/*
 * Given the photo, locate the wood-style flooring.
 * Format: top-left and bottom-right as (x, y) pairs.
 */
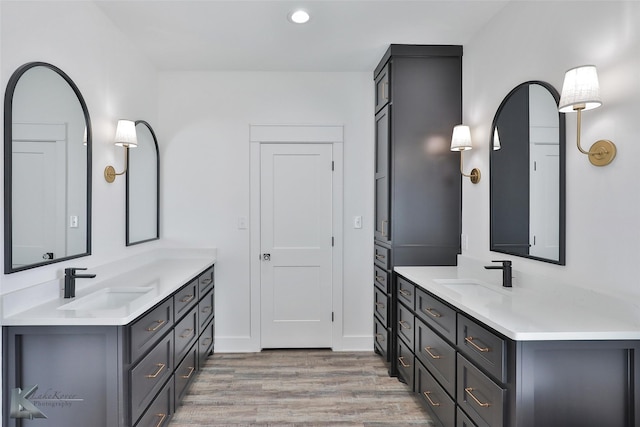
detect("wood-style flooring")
(170, 349), (434, 427)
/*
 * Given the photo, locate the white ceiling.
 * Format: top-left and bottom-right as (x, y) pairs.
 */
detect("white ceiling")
(95, 0), (510, 72)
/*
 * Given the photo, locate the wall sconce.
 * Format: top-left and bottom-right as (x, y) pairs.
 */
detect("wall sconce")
(104, 119), (137, 183)
(558, 65), (616, 166)
(450, 124), (481, 184)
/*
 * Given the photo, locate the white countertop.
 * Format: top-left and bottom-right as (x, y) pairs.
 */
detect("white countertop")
(2, 249), (216, 326)
(395, 265), (640, 341)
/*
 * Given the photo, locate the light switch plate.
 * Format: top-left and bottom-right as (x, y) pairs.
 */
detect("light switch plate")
(354, 215), (362, 229)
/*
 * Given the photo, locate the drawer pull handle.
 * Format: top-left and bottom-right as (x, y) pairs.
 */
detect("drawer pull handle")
(375, 302), (385, 309)
(383, 81), (389, 100)
(398, 356), (410, 368)
(155, 413), (167, 427)
(375, 275), (385, 282)
(180, 328), (195, 339)
(146, 320), (166, 332)
(424, 346), (442, 359)
(399, 289), (411, 297)
(202, 337), (212, 346)
(201, 278), (213, 285)
(381, 220), (388, 238)
(201, 306), (212, 314)
(375, 333), (385, 342)
(375, 254), (386, 260)
(423, 307), (442, 318)
(423, 391), (441, 407)
(180, 294), (195, 303)
(146, 363), (166, 379)
(398, 320), (411, 330)
(465, 387), (491, 408)
(465, 336), (490, 353)
(181, 366), (196, 379)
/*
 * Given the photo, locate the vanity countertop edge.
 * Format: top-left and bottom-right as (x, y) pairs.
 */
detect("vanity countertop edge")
(2, 248), (216, 326)
(395, 265), (640, 341)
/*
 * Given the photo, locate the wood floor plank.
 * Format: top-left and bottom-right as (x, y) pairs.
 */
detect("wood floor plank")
(170, 350), (435, 426)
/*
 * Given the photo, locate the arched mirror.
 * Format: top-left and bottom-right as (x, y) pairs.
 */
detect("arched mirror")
(126, 120), (159, 245)
(4, 62), (92, 273)
(490, 81), (566, 265)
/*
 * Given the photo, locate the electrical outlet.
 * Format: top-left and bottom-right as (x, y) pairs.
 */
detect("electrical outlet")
(69, 215), (79, 228)
(237, 216), (248, 230)
(354, 216), (362, 229)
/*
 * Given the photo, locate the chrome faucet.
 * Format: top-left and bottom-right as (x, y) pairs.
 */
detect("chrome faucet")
(64, 268), (96, 298)
(484, 260), (512, 288)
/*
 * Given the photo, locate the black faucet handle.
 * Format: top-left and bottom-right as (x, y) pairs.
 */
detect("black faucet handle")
(491, 260), (512, 266)
(65, 267), (88, 274)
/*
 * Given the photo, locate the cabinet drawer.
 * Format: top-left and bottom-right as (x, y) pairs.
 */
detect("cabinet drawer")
(374, 63), (390, 113)
(175, 344), (198, 404)
(457, 407), (479, 427)
(397, 303), (414, 349)
(374, 265), (389, 293)
(415, 360), (455, 427)
(457, 314), (507, 383)
(415, 318), (455, 397)
(198, 288), (215, 329)
(457, 354), (506, 427)
(198, 266), (214, 296)
(134, 375), (174, 427)
(198, 318), (215, 367)
(174, 306), (198, 366)
(374, 317), (389, 362)
(397, 276), (415, 309)
(415, 287), (456, 343)
(396, 336), (414, 391)
(130, 333), (174, 424)
(130, 298), (174, 363)
(374, 244), (390, 270)
(174, 279), (198, 321)
(374, 286), (388, 325)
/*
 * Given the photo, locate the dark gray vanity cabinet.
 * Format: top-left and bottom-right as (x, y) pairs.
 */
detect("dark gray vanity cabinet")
(3, 265), (215, 427)
(394, 272), (640, 427)
(373, 44), (462, 376)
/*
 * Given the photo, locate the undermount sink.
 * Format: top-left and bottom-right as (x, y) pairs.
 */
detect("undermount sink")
(433, 279), (508, 298)
(58, 287), (154, 311)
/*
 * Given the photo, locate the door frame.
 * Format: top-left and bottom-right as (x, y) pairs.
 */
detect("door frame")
(250, 125), (344, 352)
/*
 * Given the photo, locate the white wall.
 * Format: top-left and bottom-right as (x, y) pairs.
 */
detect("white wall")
(0, 1), (160, 296)
(158, 71), (374, 351)
(461, 1), (640, 299)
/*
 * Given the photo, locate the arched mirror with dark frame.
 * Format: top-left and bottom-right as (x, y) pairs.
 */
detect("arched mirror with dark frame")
(4, 62), (92, 273)
(490, 81), (566, 265)
(126, 120), (160, 246)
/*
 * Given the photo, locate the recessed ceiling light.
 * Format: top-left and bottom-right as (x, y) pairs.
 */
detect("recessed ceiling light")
(288, 9), (310, 24)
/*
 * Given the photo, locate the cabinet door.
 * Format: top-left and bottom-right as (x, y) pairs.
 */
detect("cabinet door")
(375, 105), (391, 242)
(374, 63), (390, 113)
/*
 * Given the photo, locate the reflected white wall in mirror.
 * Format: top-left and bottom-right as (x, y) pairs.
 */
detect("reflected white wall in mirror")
(126, 120), (159, 245)
(5, 63), (91, 272)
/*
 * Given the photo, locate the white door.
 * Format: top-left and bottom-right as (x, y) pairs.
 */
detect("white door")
(12, 139), (66, 267)
(260, 143), (333, 348)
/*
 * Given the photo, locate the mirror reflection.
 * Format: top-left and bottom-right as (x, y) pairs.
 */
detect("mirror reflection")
(126, 120), (159, 245)
(490, 81), (566, 265)
(4, 62), (92, 273)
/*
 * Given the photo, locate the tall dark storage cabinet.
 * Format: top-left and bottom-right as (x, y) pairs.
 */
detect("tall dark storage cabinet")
(372, 45), (462, 376)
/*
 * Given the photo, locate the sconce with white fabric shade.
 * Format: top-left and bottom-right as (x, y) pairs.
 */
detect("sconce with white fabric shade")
(105, 119), (137, 183)
(450, 125), (480, 184)
(558, 65), (616, 166)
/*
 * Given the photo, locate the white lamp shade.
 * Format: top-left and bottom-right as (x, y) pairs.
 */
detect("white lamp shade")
(450, 125), (472, 151)
(493, 127), (501, 150)
(558, 65), (602, 112)
(114, 119), (138, 147)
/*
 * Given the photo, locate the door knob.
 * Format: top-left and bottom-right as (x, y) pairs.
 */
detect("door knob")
(262, 253), (271, 261)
